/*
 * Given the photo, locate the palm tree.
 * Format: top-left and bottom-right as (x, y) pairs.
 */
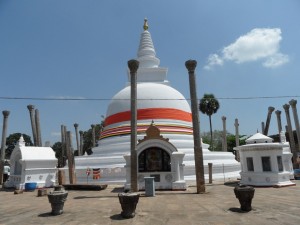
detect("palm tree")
(199, 94), (220, 150)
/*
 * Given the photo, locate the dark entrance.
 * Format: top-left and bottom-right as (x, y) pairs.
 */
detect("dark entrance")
(138, 147), (171, 172)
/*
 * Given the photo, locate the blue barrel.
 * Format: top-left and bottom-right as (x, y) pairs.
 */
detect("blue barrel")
(25, 182), (37, 191)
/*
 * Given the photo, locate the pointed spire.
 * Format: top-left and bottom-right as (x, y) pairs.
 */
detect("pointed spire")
(137, 19), (160, 68)
(143, 18), (148, 30)
(18, 135), (26, 147)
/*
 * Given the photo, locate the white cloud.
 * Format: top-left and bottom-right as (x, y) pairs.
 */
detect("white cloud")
(204, 28), (289, 70)
(262, 53), (289, 68)
(204, 54), (224, 70)
(51, 132), (61, 137)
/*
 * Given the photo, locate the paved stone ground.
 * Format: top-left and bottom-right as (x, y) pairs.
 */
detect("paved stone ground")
(1, 180), (300, 225)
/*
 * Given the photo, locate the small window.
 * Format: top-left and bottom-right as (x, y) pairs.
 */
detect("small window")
(277, 156), (283, 172)
(246, 157), (254, 172)
(261, 156), (272, 172)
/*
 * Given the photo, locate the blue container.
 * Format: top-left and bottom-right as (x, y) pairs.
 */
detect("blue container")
(25, 182), (37, 191)
(294, 169), (300, 180)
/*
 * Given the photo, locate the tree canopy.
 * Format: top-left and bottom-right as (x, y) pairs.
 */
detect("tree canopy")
(4, 133), (33, 159)
(201, 130), (246, 154)
(199, 94), (220, 150)
(82, 123), (103, 155)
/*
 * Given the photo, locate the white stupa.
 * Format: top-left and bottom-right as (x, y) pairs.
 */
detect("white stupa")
(72, 19), (240, 183)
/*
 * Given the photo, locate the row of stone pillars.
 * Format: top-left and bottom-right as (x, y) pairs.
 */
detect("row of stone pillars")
(220, 116), (240, 152)
(58, 123), (96, 184)
(221, 99), (300, 161)
(60, 126), (76, 184)
(63, 123), (96, 158)
(260, 100), (300, 168)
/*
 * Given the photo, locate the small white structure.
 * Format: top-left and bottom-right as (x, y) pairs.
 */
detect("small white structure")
(234, 132), (294, 187)
(124, 123), (186, 190)
(5, 136), (57, 189)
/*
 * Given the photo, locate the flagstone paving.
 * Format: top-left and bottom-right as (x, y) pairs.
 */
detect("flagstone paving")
(1, 180), (300, 225)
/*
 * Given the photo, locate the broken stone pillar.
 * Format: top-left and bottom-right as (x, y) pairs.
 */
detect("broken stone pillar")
(35, 109), (42, 146)
(289, 99), (300, 152)
(263, 106), (275, 135)
(79, 130), (83, 156)
(222, 116), (227, 152)
(0, 110), (10, 185)
(91, 124), (96, 148)
(275, 110), (283, 136)
(283, 104), (297, 167)
(66, 131), (75, 184)
(27, 105), (38, 146)
(60, 125), (66, 168)
(74, 123), (80, 154)
(261, 122), (265, 134)
(234, 118), (239, 147)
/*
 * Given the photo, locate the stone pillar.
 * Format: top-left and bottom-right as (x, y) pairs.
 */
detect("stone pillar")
(0, 111), (10, 184)
(234, 118), (239, 147)
(60, 125), (66, 168)
(275, 110), (282, 136)
(283, 104), (297, 167)
(128, 59), (139, 192)
(27, 105), (38, 146)
(263, 106), (275, 135)
(91, 124), (95, 147)
(79, 131), (83, 156)
(185, 59), (205, 194)
(289, 99), (300, 152)
(66, 131), (75, 184)
(35, 109), (42, 146)
(222, 116), (227, 152)
(74, 123), (80, 154)
(261, 122), (265, 134)
(208, 163), (213, 184)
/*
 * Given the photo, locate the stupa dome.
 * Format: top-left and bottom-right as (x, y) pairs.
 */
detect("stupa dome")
(103, 18), (192, 131)
(106, 83), (191, 125)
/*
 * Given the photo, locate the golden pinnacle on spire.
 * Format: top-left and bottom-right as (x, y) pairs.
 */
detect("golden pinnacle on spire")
(143, 18), (148, 30)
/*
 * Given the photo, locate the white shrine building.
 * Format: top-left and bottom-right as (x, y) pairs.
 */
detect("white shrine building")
(71, 19), (240, 187)
(234, 132), (294, 187)
(5, 136), (57, 189)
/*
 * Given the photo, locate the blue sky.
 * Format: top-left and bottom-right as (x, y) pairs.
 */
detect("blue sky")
(0, 0), (300, 146)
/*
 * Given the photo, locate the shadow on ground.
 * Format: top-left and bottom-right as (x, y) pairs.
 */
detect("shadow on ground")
(73, 195), (117, 199)
(228, 207), (250, 213)
(111, 187), (124, 193)
(110, 214), (132, 220)
(224, 181), (239, 187)
(38, 212), (56, 217)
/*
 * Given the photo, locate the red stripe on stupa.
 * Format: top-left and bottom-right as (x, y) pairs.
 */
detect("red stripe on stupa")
(105, 108), (192, 126)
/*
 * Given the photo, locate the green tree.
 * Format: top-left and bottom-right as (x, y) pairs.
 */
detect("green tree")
(201, 130), (223, 151)
(227, 134), (247, 156)
(52, 141), (66, 168)
(82, 123), (104, 155)
(5, 133), (33, 159)
(199, 94), (220, 150)
(202, 130), (247, 153)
